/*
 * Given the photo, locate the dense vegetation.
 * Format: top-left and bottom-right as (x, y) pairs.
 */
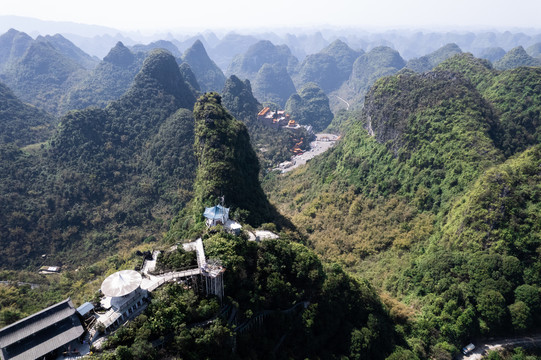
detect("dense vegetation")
(0, 81), (57, 146)
(0, 49), (198, 269)
(221, 75), (311, 168)
(0, 40), (89, 115)
(405, 43), (462, 73)
(181, 39), (225, 93)
(494, 46), (541, 70)
(266, 54), (541, 358)
(63, 42), (145, 111)
(0, 29), (34, 72)
(252, 63), (296, 107)
(170, 92), (280, 234)
(92, 234), (398, 360)
(285, 82), (334, 132)
(2, 28), (541, 360)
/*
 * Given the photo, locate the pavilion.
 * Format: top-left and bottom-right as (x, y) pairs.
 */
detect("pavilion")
(203, 204), (230, 227)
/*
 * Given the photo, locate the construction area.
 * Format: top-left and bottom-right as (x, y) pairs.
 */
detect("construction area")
(279, 133), (340, 172)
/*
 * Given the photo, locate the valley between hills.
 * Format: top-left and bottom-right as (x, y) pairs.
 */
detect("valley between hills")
(0, 25), (540, 360)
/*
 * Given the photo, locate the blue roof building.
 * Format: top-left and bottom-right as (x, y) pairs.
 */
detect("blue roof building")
(203, 205), (229, 226)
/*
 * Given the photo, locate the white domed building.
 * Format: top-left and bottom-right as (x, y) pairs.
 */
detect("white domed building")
(96, 270), (148, 333)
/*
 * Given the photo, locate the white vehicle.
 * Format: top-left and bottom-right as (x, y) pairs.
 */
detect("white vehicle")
(462, 343), (475, 355)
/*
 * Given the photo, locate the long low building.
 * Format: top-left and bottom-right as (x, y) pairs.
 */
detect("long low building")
(0, 298), (84, 360)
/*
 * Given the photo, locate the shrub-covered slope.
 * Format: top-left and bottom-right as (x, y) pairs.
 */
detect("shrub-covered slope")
(226, 40), (298, 82)
(181, 40), (225, 93)
(0, 82), (57, 147)
(0, 49), (198, 269)
(405, 43), (462, 73)
(62, 42), (146, 111)
(266, 54), (541, 358)
(0, 40), (88, 115)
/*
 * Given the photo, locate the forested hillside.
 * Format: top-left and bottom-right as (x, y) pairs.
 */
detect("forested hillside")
(63, 42), (145, 111)
(2, 26), (541, 360)
(405, 43), (462, 73)
(0, 81), (57, 146)
(0, 49), (198, 269)
(181, 40), (225, 93)
(266, 53), (541, 358)
(226, 40), (298, 82)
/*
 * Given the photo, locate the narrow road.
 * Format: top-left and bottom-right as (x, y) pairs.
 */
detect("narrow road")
(459, 334), (541, 359)
(334, 95), (350, 110)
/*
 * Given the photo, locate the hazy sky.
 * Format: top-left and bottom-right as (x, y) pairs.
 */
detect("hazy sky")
(2, 0), (541, 32)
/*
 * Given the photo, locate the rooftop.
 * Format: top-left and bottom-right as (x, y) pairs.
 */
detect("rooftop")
(0, 299), (83, 360)
(100, 270), (142, 298)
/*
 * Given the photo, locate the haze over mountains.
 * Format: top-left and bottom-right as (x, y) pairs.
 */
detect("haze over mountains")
(1, 15), (541, 360)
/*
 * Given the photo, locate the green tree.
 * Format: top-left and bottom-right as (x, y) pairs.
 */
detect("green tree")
(508, 301), (532, 331)
(477, 290), (507, 333)
(514, 284), (540, 313)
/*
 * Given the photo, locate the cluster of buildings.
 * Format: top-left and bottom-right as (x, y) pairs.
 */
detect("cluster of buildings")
(0, 225), (227, 359)
(257, 107), (301, 130)
(0, 202), (277, 359)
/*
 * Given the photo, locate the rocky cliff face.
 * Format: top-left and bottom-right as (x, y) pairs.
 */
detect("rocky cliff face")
(362, 70), (495, 156)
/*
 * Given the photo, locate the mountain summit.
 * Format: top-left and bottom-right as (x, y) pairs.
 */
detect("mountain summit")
(181, 39), (225, 93)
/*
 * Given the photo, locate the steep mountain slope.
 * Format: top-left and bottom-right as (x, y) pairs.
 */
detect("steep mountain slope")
(62, 42), (146, 111)
(221, 75), (260, 127)
(320, 39), (363, 82)
(527, 42), (541, 58)
(0, 29), (33, 71)
(36, 33), (98, 70)
(294, 53), (341, 93)
(332, 46), (406, 110)
(285, 82), (333, 132)
(181, 40), (225, 93)
(405, 43), (462, 72)
(436, 53), (541, 156)
(0, 82), (56, 147)
(222, 75), (312, 167)
(293, 39), (361, 93)
(442, 145), (541, 255)
(349, 46), (406, 95)
(252, 63), (296, 107)
(0, 40), (88, 115)
(178, 62), (201, 94)
(477, 46), (506, 62)
(265, 55), (541, 358)
(226, 40), (298, 81)
(0, 49), (198, 269)
(188, 92), (278, 226)
(494, 45), (541, 70)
